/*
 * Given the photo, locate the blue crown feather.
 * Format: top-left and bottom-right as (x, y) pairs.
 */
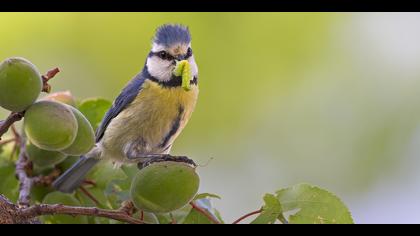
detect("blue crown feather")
(154, 24), (191, 47)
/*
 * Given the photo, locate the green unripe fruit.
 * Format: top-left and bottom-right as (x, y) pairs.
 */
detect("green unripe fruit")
(43, 90), (77, 107)
(0, 57), (42, 112)
(41, 192), (88, 224)
(26, 142), (67, 168)
(24, 100), (78, 151)
(130, 161), (200, 213)
(60, 105), (95, 156)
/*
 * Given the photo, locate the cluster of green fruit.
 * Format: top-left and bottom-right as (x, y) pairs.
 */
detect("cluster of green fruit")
(0, 57), (95, 170)
(0, 57), (201, 221)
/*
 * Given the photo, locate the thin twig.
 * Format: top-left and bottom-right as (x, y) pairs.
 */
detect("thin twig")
(79, 186), (100, 207)
(0, 112), (24, 140)
(169, 213), (177, 224)
(0, 138), (16, 146)
(232, 209), (263, 224)
(10, 125), (19, 139)
(189, 202), (221, 224)
(82, 179), (97, 187)
(140, 211), (144, 221)
(32, 169), (61, 186)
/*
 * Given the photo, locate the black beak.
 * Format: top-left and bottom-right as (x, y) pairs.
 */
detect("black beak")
(175, 55), (184, 61)
(173, 55), (184, 65)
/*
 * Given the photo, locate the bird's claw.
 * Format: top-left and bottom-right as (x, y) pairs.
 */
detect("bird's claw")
(137, 154), (197, 169)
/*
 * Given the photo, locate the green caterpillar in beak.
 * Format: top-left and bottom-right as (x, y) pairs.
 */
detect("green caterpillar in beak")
(173, 60), (192, 91)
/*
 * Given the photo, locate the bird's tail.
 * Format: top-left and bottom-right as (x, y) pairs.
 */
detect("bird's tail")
(53, 156), (100, 193)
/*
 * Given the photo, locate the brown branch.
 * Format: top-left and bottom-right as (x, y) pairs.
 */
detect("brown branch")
(20, 204), (144, 224)
(15, 134), (33, 207)
(0, 194), (144, 224)
(189, 202), (221, 224)
(232, 209), (263, 224)
(0, 112), (24, 140)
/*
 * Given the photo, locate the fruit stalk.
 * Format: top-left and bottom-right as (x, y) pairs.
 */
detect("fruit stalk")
(41, 68), (60, 93)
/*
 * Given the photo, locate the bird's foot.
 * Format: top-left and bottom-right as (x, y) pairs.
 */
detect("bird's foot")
(137, 154), (197, 169)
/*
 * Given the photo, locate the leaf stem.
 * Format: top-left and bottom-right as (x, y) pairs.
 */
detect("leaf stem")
(189, 202), (221, 224)
(232, 209), (263, 224)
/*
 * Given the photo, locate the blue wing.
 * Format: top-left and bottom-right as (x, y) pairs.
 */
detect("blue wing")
(95, 72), (147, 142)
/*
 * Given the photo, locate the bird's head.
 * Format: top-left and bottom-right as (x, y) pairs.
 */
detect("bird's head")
(146, 24), (198, 82)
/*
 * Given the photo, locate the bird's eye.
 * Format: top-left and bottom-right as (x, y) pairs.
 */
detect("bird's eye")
(158, 51), (168, 59)
(186, 48), (193, 58)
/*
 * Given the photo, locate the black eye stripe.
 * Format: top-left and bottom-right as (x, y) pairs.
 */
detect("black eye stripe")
(186, 48), (193, 58)
(149, 51), (174, 61)
(149, 48), (193, 61)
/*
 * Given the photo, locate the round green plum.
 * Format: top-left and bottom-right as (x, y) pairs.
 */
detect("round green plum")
(24, 100), (78, 151)
(130, 161), (200, 213)
(0, 57), (42, 112)
(26, 141), (67, 168)
(60, 105), (95, 156)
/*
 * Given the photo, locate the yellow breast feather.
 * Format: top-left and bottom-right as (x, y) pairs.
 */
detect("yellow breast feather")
(100, 79), (198, 163)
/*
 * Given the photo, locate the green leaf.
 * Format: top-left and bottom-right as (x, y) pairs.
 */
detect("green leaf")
(120, 164), (139, 179)
(214, 209), (225, 224)
(194, 193), (221, 200)
(78, 98), (112, 131)
(0, 161), (19, 202)
(87, 162), (126, 189)
(251, 194), (283, 224)
(102, 165), (137, 209)
(276, 183), (354, 224)
(104, 179), (131, 209)
(30, 185), (53, 204)
(76, 187), (109, 209)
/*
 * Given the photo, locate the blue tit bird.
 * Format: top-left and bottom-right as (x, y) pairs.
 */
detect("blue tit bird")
(53, 24), (199, 193)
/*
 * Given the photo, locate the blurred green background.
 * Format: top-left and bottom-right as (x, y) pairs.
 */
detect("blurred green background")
(1, 12), (420, 223)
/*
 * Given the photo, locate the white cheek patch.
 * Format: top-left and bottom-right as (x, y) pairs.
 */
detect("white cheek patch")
(146, 56), (174, 82)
